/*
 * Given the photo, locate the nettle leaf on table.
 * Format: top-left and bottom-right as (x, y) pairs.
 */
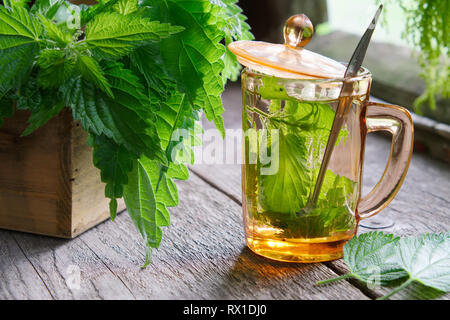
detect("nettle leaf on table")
(380, 232), (450, 300)
(317, 231), (450, 300)
(318, 232), (407, 286)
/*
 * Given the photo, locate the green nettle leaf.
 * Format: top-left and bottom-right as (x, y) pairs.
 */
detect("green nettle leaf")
(259, 130), (310, 214)
(318, 232), (407, 285)
(0, 96), (14, 127)
(0, 6), (42, 88)
(145, 0), (227, 135)
(62, 77), (114, 135)
(30, 0), (67, 20)
(63, 63), (165, 163)
(22, 100), (65, 136)
(15, 74), (66, 135)
(379, 232), (450, 299)
(81, 0), (120, 25)
(123, 158), (159, 268)
(123, 156), (189, 267)
(317, 231), (450, 300)
(3, 0), (31, 9)
(130, 44), (172, 101)
(37, 48), (75, 88)
(0, 6), (42, 47)
(210, 0), (253, 41)
(113, 0), (138, 15)
(84, 12), (184, 59)
(130, 43), (200, 163)
(16, 73), (44, 110)
(91, 133), (135, 219)
(256, 97), (350, 220)
(76, 54), (113, 97)
(39, 14), (72, 46)
(156, 91), (193, 152)
(210, 0), (253, 82)
(222, 33), (241, 82)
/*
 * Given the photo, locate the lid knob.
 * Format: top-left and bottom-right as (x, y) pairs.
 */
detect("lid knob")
(283, 14), (314, 48)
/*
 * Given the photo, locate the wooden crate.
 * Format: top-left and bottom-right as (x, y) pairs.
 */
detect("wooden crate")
(0, 108), (125, 238)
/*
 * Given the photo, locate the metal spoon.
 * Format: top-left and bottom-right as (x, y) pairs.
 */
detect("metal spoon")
(308, 4), (383, 207)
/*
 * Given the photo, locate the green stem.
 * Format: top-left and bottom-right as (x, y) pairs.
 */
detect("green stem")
(246, 106), (272, 119)
(377, 278), (414, 300)
(317, 273), (353, 286)
(246, 106), (299, 127)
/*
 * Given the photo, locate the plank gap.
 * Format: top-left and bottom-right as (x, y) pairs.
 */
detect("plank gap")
(190, 167), (242, 205)
(323, 261), (380, 300)
(10, 233), (55, 300)
(78, 237), (137, 300)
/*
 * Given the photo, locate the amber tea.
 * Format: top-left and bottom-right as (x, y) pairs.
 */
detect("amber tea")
(241, 70), (370, 262)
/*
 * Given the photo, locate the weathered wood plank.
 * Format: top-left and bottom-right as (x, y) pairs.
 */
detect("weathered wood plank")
(0, 231), (53, 300)
(10, 232), (135, 300)
(77, 173), (369, 300)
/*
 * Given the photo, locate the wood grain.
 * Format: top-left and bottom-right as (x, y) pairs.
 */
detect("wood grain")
(0, 109), (72, 237)
(70, 173), (369, 300)
(8, 230), (135, 300)
(0, 109), (125, 238)
(0, 232), (53, 300)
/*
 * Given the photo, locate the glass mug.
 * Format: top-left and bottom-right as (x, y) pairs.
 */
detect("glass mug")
(241, 67), (414, 263)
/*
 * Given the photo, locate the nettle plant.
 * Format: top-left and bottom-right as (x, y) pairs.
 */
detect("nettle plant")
(0, 0), (252, 266)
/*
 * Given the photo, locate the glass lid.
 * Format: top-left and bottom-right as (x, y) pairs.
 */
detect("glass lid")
(228, 14), (347, 79)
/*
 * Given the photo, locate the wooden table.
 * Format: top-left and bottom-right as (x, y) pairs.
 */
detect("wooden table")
(0, 84), (449, 300)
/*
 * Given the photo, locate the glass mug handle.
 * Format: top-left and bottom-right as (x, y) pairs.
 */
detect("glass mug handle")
(357, 102), (414, 219)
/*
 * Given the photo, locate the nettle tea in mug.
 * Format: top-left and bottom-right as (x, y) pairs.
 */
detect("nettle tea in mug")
(229, 14), (413, 262)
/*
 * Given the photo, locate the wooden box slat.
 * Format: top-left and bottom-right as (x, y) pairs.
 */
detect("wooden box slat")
(0, 108), (125, 238)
